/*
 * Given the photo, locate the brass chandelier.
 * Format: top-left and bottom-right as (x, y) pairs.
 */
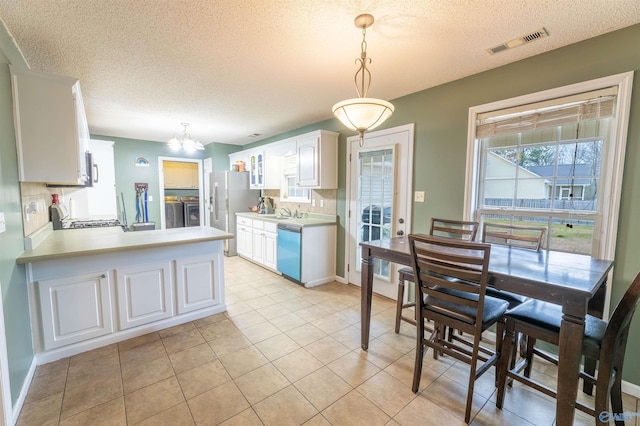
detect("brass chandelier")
(332, 14), (394, 145)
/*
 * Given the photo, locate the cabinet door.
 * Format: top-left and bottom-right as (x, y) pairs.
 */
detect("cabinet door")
(87, 140), (118, 217)
(164, 162), (198, 189)
(249, 151), (265, 188)
(175, 256), (218, 314)
(38, 272), (113, 350)
(263, 232), (278, 270)
(252, 230), (265, 264)
(10, 66), (89, 184)
(297, 136), (320, 187)
(116, 262), (173, 330)
(237, 225), (253, 257)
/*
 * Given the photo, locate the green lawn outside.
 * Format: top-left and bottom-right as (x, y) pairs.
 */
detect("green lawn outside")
(485, 219), (593, 254)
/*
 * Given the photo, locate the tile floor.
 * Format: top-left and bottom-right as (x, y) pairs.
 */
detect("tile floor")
(17, 256), (639, 425)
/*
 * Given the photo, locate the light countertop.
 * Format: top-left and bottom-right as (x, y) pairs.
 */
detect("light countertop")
(17, 226), (234, 264)
(236, 212), (337, 227)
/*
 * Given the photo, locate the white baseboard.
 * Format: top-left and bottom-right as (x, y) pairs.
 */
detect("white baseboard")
(34, 304), (226, 365)
(11, 358), (36, 426)
(334, 275), (348, 284)
(622, 379), (640, 398)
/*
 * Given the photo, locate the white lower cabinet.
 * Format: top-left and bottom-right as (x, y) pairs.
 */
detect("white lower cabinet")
(115, 262), (173, 330)
(27, 239), (226, 359)
(38, 272), (113, 350)
(176, 255), (218, 314)
(241, 218), (278, 271)
(263, 230), (277, 270)
(236, 217), (253, 258)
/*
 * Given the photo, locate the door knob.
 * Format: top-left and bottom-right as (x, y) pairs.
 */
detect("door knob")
(396, 230), (404, 236)
(399, 218), (404, 224)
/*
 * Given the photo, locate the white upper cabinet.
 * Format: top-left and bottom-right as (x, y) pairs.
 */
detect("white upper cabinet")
(296, 130), (338, 189)
(248, 150), (265, 189)
(264, 139), (296, 189)
(9, 65), (90, 184)
(229, 130), (337, 190)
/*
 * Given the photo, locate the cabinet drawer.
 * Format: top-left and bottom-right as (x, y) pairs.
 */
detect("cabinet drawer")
(252, 219), (264, 230)
(264, 221), (278, 234)
(237, 216), (252, 227)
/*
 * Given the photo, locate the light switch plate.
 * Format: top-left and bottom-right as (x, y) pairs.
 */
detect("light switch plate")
(414, 191), (425, 202)
(0, 212), (5, 233)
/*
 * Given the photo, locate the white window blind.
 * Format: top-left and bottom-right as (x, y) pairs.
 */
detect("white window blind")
(476, 87), (617, 138)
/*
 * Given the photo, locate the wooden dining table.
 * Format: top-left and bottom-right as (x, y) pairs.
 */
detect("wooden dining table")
(359, 236), (613, 426)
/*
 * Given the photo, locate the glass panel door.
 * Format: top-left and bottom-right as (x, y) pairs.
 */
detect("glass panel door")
(357, 147), (395, 281)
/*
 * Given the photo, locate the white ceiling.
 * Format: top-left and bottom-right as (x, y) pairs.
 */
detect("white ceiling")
(1, 1), (639, 146)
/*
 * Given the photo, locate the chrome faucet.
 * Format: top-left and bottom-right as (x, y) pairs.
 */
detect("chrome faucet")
(280, 207), (292, 217)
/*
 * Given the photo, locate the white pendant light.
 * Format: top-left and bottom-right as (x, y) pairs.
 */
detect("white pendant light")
(168, 122), (205, 152)
(332, 14), (394, 146)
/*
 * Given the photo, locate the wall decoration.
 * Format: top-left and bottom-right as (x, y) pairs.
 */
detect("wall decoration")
(135, 157), (150, 167)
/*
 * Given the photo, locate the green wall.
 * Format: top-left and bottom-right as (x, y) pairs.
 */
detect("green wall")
(1, 18), (640, 407)
(101, 136), (240, 228)
(0, 31), (36, 404)
(244, 24), (640, 385)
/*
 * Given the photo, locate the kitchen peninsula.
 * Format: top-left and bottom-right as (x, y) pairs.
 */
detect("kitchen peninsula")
(17, 225), (233, 363)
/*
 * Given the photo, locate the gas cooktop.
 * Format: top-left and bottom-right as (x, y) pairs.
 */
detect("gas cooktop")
(62, 219), (122, 229)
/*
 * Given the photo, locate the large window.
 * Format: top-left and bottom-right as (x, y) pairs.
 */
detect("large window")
(466, 73), (633, 259)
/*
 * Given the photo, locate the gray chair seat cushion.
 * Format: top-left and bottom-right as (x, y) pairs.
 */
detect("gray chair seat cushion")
(505, 299), (606, 349)
(425, 287), (509, 327)
(486, 288), (529, 310)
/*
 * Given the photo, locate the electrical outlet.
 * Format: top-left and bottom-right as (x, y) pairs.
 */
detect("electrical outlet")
(311, 198), (316, 207)
(148, 196), (153, 202)
(0, 212), (5, 233)
(320, 200), (324, 208)
(414, 191), (425, 202)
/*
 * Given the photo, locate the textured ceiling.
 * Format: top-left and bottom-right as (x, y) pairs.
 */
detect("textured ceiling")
(1, 1), (639, 146)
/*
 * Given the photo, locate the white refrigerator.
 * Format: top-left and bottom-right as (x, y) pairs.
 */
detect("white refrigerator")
(210, 171), (260, 256)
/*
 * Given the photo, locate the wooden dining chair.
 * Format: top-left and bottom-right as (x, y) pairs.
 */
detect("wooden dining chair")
(395, 218), (479, 333)
(496, 272), (640, 425)
(482, 222), (546, 251)
(408, 234), (508, 423)
(482, 222), (546, 308)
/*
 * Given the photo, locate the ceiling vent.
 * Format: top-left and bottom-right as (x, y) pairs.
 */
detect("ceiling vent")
(487, 27), (549, 54)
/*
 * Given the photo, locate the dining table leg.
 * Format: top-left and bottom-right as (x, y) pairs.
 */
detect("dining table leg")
(361, 246), (374, 350)
(555, 309), (586, 426)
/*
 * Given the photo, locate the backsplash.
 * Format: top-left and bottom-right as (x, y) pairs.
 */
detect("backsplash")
(20, 183), (88, 236)
(263, 189), (337, 215)
(20, 183), (52, 236)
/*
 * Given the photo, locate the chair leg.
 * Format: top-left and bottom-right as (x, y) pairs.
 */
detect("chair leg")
(494, 320), (505, 387)
(523, 337), (536, 378)
(433, 324), (440, 360)
(496, 320), (516, 409)
(395, 279), (405, 333)
(412, 313), (425, 393)
(518, 333), (527, 358)
(610, 374), (625, 426)
(582, 356), (596, 395)
(464, 334), (482, 423)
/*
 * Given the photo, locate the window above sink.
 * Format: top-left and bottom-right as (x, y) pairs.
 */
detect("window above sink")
(280, 174), (311, 204)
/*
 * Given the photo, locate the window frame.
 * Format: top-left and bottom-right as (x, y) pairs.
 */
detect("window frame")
(464, 72), (634, 314)
(280, 174), (311, 204)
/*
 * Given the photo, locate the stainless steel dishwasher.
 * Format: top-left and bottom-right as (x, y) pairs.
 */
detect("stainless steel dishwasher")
(277, 222), (302, 282)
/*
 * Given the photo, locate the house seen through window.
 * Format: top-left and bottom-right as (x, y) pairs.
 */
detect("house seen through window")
(467, 74), (633, 257)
